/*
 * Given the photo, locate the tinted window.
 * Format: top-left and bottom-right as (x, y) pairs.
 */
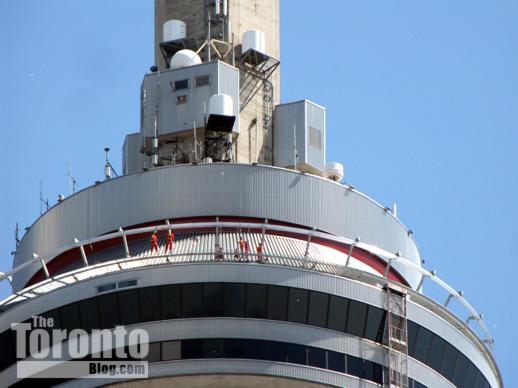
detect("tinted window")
(269, 341), (288, 362)
(464, 361), (479, 388)
(161, 341), (181, 361)
(427, 334), (446, 372)
(79, 297), (99, 331)
(98, 293), (120, 329)
(182, 283), (203, 317)
(224, 339), (244, 358)
(224, 283), (245, 317)
(414, 326), (433, 362)
(365, 360), (382, 384)
(204, 283), (224, 317)
(139, 287), (161, 322)
(203, 339), (224, 358)
(452, 352), (469, 387)
(182, 339), (203, 359)
(307, 291), (329, 328)
(347, 354), (364, 378)
(308, 347), (326, 368)
(60, 303), (81, 332)
(327, 296), (348, 332)
(364, 305), (385, 342)
(346, 300), (367, 337)
(287, 343), (306, 365)
(244, 339), (267, 360)
(441, 342), (459, 381)
(328, 350), (345, 373)
(145, 342), (161, 362)
(267, 285), (288, 321)
(118, 289), (140, 325)
(407, 320), (419, 356)
(0, 332), (14, 370)
(246, 284), (267, 318)
(287, 288), (308, 324)
(160, 284), (182, 319)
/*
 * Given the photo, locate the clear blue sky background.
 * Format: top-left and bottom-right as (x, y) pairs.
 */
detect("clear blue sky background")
(0, 1), (516, 386)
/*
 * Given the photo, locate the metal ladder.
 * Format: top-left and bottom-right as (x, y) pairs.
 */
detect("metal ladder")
(385, 284), (409, 388)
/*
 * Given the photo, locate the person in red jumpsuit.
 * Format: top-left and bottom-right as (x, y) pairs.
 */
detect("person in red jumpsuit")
(150, 231), (159, 254)
(165, 229), (175, 253)
(257, 242), (264, 263)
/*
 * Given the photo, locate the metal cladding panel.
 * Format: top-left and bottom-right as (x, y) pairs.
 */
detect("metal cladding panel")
(141, 62), (239, 138)
(217, 61), (240, 133)
(13, 164), (421, 290)
(273, 101), (305, 167)
(54, 361), (379, 388)
(305, 101), (326, 171)
(122, 132), (145, 174)
(273, 100), (325, 172)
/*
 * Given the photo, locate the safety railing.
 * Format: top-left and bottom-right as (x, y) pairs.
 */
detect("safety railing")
(1, 220), (494, 355)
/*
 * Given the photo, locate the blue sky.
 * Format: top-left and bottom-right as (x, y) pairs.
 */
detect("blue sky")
(0, 1), (516, 386)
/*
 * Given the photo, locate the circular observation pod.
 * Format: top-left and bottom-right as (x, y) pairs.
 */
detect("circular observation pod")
(170, 49), (202, 69)
(208, 94), (234, 116)
(242, 29), (266, 54)
(324, 162), (344, 182)
(162, 20), (186, 42)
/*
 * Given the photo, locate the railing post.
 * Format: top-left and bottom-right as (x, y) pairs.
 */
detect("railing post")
(303, 227), (315, 260)
(119, 227), (130, 258)
(345, 237), (360, 267)
(34, 254), (50, 279)
(74, 238), (89, 267)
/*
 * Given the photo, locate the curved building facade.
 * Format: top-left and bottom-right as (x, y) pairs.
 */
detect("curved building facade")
(0, 1), (502, 387)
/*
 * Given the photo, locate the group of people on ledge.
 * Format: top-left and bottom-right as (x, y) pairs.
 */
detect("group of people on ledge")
(149, 230), (267, 263)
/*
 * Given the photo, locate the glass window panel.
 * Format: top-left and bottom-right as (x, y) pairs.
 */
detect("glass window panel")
(308, 347), (326, 369)
(244, 339), (267, 360)
(224, 283), (245, 317)
(346, 300), (368, 337)
(202, 339), (224, 358)
(203, 283), (224, 317)
(118, 289), (140, 325)
(269, 341), (288, 362)
(474, 372), (489, 388)
(427, 334), (446, 372)
(440, 342), (459, 381)
(182, 339), (203, 359)
(452, 352), (468, 387)
(287, 288), (308, 324)
(463, 361), (479, 388)
(407, 320), (419, 356)
(139, 287), (161, 322)
(266, 285), (288, 321)
(60, 303), (81, 332)
(347, 354), (364, 378)
(79, 297), (99, 331)
(307, 291), (329, 328)
(98, 293), (120, 329)
(372, 362), (383, 384)
(160, 284), (182, 319)
(328, 350), (345, 373)
(223, 339), (245, 358)
(182, 283), (203, 318)
(0, 332), (14, 369)
(413, 326), (433, 362)
(286, 343), (306, 365)
(327, 296), (348, 332)
(145, 342), (161, 362)
(246, 284), (267, 318)
(364, 305), (385, 342)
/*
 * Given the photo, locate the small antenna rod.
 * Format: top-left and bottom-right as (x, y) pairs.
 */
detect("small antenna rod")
(15, 223), (20, 248)
(152, 67), (160, 167)
(104, 148), (119, 180)
(39, 180), (49, 215)
(68, 158), (77, 194)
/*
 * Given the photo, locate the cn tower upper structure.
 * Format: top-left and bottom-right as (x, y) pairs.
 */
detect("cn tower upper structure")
(0, 1), (503, 388)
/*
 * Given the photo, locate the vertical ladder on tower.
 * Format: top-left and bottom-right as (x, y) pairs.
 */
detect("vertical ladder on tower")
(385, 284), (409, 388)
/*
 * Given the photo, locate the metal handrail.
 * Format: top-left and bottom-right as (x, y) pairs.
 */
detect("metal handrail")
(2, 221), (494, 354)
